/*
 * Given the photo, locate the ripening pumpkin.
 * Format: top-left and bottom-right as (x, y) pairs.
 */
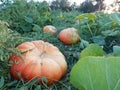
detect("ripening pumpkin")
(9, 40), (67, 85)
(58, 28), (80, 44)
(43, 25), (57, 34)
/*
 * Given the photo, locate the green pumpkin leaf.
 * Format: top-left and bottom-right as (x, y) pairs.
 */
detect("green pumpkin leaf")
(18, 86), (28, 90)
(113, 45), (120, 56)
(75, 14), (85, 21)
(41, 76), (48, 84)
(92, 35), (106, 46)
(79, 39), (89, 49)
(21, 25), (32, 32)
(111, 13), (120, 25)
(80, 44), (104, 58)
(24, 16), (33, 23)
(34, 85), (41, 90)
(87, 13), (97, 20)
(6, 80), (18, 87)
(75, 13), (97, 21)
(0, 76), (4, 88)
(32, 24), (41, 31)
(70, 56), (120, 90)
(101, 30), (119, 37)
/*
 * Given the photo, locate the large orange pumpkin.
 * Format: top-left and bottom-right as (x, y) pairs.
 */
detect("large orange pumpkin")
(58, 28), (80, 44)
(43, 25), (57, 34)
(9, 40), (67, 85)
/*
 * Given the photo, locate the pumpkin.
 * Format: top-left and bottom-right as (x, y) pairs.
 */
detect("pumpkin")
(43, 25), (57, 34)
(58, 28), (80, 44)
(9, 40), (67, 85)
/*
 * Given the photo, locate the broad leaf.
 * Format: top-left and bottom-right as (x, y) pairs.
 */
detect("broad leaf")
(79, 39), (89, 49)
(75, 13), (97, 21)
(111, 13), (120, 25)
(75, 14), (85, 21)
(101, 30), (119, 37)
(70, 56), (120, 90)
(113, 45), (120, 56)
(34, 85), (41, 90)
(18, 86), (28, 90)
(32, 24), (41, 31)
(24, 16), (33, 23)
(80, 44), (104, 58)
(92, 35), (106, 46)
(0, 76), (4, 88)
(21, 25), (32, 32)
(87, 13), (97, 21)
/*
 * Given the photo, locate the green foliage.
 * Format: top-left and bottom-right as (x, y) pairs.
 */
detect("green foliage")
(75, 13), (101, 42)
(0, 76), (4, 88)
(112, 45), (120, 56)
(70, 56), (120, 90)
(0, 21), (24, 61)
(1, 0), (120, 89)
(80, 44), (104, 58)
(50, 10), (80, 30)
(0, 0), (51, 33)
(79, 39), (89, 49)
(75, 12), (120, 53)
(0, 21), (25, 89)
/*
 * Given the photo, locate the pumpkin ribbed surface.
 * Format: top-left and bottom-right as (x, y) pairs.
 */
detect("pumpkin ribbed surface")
(9, 40), (67, 85)
(58, 28), (80, 44)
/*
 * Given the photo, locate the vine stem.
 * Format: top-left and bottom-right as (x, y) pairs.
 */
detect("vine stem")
(86, 22), (93, 37)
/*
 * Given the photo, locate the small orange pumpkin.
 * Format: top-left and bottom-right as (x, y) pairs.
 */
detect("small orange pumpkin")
(9, 40), (67, 85)
(58, 28), (80, 44)
(43, 25), (57, 34)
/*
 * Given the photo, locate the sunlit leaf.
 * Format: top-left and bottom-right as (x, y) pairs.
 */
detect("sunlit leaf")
(75, 14), (85, 21)
(87, 13), (97, 20)
(70, 56), (120, 90)
(111, 13), (120, 25)
(41, 76), (48, 84)
(80, 44), (104, 58)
